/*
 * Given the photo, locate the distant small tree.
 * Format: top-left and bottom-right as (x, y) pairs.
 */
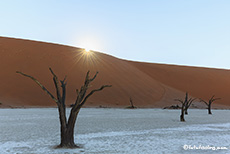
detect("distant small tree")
(175, 92), (195, 121)
(17, 68), (111, 148)
(126, 97), (136, 109)
(184, 98), (196, 115)
(200, 95), (221, 114)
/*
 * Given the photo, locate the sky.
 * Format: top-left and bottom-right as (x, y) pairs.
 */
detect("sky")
(1, 0), (230, 69)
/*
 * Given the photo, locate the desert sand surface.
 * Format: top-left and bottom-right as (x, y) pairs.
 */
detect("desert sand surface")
(0, 37), (229, 108)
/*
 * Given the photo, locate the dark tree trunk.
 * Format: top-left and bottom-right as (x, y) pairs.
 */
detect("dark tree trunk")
(208, 105), (212, 114)
(180, 104), (185, 122)
(59, 127), (75, 148)
(130, 98), (134, 108)
(58, 110), (80, 148)
(128, 97), (136, 109)
(59, 127), (75, 147)
(175, 92), (189, 122)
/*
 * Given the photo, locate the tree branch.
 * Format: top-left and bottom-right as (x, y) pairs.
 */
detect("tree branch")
(210, 95), (215, 101)
(75, 85), (112, 111)
(60, 77), (67, 106)
(188, 98), (196, 108)
(199, 99), (208, 106)
(89, 71), (99, 82)
(174, 99), (184, 104)
(84, 71), (90, 85)
(75, 71), (100, 106)
(212, 98), (221, 102)
(49, 68), (62, 102)
(16, 71), (59, 104)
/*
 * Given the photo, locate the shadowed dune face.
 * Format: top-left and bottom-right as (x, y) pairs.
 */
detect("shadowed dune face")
(0, 37), (229, 108)
(130, 62), (230, 108)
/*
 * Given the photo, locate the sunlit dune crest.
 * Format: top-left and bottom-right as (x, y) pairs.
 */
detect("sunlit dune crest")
(70, 48), (100, 69)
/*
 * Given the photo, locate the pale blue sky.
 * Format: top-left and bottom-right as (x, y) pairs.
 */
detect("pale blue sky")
(1, 0), (230, 69)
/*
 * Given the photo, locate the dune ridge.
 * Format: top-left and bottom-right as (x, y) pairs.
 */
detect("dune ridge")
(0, 37), (229, 108)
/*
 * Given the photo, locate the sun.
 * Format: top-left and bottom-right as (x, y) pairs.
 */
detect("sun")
(75, 35), (103, 54)
(84, 48), (91, 53)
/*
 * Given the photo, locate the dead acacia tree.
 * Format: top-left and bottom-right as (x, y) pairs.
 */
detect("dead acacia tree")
(127, 97), (136, 109)
(174, 92), (195, 121)
(200, 95), (221, 114)
(17, 68), (111, 148)
(130, 97), (135, 108)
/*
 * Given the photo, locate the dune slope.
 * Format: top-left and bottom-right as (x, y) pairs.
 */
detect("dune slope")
(0, 37), (229, 108)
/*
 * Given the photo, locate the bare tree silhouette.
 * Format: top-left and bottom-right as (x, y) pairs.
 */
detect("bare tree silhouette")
(200, 95), (221, 114)
(126, 97), (136, 109)
(17, 68), (111, 148)
(175, 92), (195, 121)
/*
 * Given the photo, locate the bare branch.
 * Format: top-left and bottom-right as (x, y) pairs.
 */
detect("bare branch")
(187, 98), (192, 104)
(212, 97), (221, 102)
(62, 76), (67, 83)
(75, 85), (112, 111)
(76, 89), (79, 95)
(75, 72), (99, 106)
(210, 95), (215, 101)
(89, 72), (99, 82)
(174, 99), (184, 104)
(75, 85), (87, 105)
(84, 71), (90, 85)
(188, 98), (196, 108)
(16, 71), (59, 104)
(49, 68), (62, 102)
(199, 99), (209, 106)
(185, 92), (188, 101)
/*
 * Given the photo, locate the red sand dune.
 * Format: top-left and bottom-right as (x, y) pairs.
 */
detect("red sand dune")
(0, 37), (229, 108)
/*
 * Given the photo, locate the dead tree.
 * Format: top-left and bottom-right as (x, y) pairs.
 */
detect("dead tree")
(200, 95), (221, 114)
(127, 97), (136, 109)
(17, 68), (111, 148)
(175, 92), (195, 122)
(184, 98), (196, 115)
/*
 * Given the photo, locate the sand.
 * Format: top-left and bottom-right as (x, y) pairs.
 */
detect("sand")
(0, 37), (229, 108)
